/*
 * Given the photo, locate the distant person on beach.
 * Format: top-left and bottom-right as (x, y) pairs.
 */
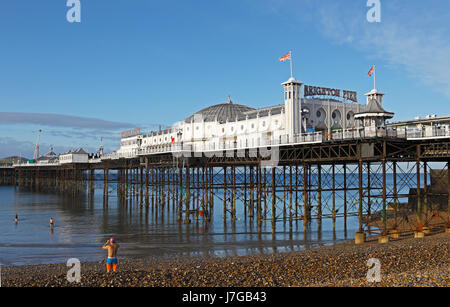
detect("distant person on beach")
(102, 237), (119, 272)
(14, 214), (18, 224)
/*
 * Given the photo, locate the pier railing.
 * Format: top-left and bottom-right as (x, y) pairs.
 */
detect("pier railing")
(11, 125), (450, 165)
(102, 126), (449, 160)
(406, 126), (450, 140)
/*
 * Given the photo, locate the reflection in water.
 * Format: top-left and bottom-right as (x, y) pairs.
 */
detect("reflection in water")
(0, 185), (359, 266)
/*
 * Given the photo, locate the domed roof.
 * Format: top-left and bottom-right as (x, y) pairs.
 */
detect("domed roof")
(185, 97), (255, 123)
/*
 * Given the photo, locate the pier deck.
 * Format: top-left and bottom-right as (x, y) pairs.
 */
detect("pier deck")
(2, 131), (449, 242)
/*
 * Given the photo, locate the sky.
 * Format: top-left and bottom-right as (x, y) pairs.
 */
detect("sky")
(0, 0), (449, 158)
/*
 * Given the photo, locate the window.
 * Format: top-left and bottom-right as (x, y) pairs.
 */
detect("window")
(317, 111), (321, 118)
(241, 125), (244, 130)
(332, 112), (336, 119)
(262, 121), (266, 127)
(251, 123), (255, 129)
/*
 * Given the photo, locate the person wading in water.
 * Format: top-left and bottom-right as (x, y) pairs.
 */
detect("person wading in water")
(102, 237), (119, 272)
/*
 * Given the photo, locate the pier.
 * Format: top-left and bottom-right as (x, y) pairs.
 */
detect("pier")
(2, 125), (449, 243)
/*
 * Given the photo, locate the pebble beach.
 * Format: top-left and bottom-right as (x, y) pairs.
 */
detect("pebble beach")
(2, 232), (448, 287)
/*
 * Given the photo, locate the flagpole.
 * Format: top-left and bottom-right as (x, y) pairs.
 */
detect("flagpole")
(373, 65), (376, 90)
(290, 50), (293, 78)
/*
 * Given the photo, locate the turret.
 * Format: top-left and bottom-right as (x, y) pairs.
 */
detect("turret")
(282, 77), (303, 138)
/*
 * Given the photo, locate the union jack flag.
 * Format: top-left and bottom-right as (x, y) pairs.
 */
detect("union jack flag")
(279, 51), (291, 62)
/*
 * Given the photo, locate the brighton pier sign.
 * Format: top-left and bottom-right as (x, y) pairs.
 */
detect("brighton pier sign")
(304, 85), (358, 103)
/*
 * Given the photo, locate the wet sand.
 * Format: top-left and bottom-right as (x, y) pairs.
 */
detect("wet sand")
(2, 231), (448, 287)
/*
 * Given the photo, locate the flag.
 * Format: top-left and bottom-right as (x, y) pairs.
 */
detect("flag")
(279, 51), (291, 62)
(171, 137), (175, 144)
(368, 66), (375, 76)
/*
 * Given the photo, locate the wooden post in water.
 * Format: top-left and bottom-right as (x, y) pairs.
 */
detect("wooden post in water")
(145, 158), (149, 206)
(223, 166), (227, 222)
(416, 147), (423, 234)
(317, 164), (322, 233)
(243, 166), (247, 221)
(332, 163), (336, 234)
(263, 167), (267, 220)
(289, 165), (293, 234)
(231, 165), (236, 222)
(393, 161), (398, 231)
(184, 163), (191, 224)
(249, 166), (254, 219)
(271, 166), (276, 236)
(140, 165), (144, 206)
(177, 165), (183, 222)
(257, 164), (262, 231)
(303, 164), (309, 223)
(423, 162), (428, 230)
(382, 157), (387, 238)
(358, 159), (363, 233)
(282, 165), (286, 225)
(447, 161), (450, 231)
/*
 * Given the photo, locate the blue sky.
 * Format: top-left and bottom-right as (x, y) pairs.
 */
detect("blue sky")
(0, 0), (449, 158)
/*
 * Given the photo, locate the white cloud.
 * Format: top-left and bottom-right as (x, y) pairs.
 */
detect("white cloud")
(314, 0), (450, 98)
(0, 112), (134, 130)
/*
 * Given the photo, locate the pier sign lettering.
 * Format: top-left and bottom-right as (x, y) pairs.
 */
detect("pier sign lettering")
(304, 85), (358, 103)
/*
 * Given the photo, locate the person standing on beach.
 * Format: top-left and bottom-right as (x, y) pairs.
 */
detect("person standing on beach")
(14, 214), (18, 224)
(102, 237), (119, 272)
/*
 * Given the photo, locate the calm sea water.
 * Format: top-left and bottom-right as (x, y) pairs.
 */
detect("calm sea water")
(0, 182), (364, 266)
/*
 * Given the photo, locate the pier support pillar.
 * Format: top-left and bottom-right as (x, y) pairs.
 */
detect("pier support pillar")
(378, 235), (389, 244)
(271, 166), (276, 236)
(358, 159), (364, 234)
(184, 164), (191, 224)
(355, 232), (366, 244)
(447, 160), (450, 232)
(414, 231), (425, 238)
(390, 229), (400, 239)
(416, 147), (423, 233)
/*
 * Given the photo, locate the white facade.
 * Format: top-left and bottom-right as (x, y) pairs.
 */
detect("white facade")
(115, 77), (373, 157)
(59, 148), (89, 164)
